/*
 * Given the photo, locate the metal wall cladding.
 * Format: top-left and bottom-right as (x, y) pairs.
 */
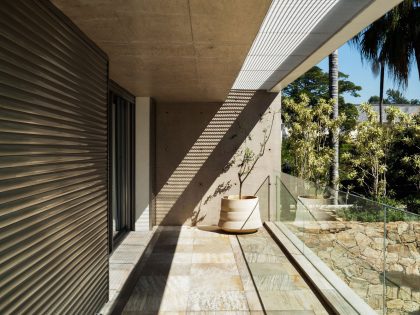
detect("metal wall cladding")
(0, 1), (109, 314)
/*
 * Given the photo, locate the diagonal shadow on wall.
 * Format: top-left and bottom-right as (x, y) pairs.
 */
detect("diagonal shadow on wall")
(154, 89), (278, 226)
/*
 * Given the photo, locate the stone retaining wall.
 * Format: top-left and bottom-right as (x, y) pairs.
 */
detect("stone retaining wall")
(288, 221), (420, 314)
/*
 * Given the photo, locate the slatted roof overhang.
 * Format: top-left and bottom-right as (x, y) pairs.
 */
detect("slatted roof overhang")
(233, 0), (403, 92)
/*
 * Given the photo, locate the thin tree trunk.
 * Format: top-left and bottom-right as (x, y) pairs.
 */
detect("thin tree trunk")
(379, 63), (385, 124)
(329, 50), (339, 195)
(374, 167), (379, 199)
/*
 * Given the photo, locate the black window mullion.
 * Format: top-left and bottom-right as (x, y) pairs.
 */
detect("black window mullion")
(109, 85), (135, 251)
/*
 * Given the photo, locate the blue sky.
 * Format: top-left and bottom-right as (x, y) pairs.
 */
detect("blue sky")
(317, 42), (420, 104)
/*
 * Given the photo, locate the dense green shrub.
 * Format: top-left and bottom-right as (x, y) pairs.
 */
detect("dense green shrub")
(338, 205), (408, 222)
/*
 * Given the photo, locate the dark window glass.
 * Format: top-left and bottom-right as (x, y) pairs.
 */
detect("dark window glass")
(109, 89), (135, 248)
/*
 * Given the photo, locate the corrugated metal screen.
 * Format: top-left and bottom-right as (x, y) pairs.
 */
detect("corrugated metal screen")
(0, 0), (109, 314)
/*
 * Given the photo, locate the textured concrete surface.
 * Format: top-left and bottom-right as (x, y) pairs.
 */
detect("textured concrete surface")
(51, 0), (271, 102)
(154, 90), (281, 226)
(116, 226), (328, 314)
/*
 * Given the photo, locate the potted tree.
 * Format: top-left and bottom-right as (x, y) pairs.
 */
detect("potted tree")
(218, 111), (277, 233)
(282, 95), (343, 216)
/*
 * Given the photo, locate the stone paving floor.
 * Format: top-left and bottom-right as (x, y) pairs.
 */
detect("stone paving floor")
(237, 229), (329, 315)
(118, 226), (330, 314)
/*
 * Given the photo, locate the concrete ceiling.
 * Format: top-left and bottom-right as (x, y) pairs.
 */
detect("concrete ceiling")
(51, 0), (272, 102)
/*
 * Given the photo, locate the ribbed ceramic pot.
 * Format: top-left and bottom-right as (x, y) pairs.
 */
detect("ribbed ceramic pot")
(218, 195), (262, 233)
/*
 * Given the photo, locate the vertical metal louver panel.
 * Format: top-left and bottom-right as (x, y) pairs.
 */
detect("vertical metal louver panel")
(0, 1), (109, 314)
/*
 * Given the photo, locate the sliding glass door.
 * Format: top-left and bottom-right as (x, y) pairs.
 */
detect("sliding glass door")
(109, 82), (135, 249)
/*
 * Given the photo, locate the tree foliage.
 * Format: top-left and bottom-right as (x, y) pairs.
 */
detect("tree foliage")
(282, 95), (345, 193)
(234, 110), (278, 198)
(386, 89), (410, 104)
(342, 104), (418, 199)
(351, 0), (420, 87)
(351, 0), (420, 123)
(282, 66), (361, 133)
(282, 66), (361, 105)
(369, 89), (420, 105)
(389, 113), (420, 195)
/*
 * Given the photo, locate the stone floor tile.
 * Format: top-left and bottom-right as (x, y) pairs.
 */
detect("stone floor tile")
(259, 290), (327, 312)
(240, 274), (258, 291)
(122, 232), (153, 245)
(124, 288), (188, 312)
(140, 262), (192, 276)
(192, 252), (236, 264)
(147, 252), (193, 264)
(190, 275), (244, 291)
(190, 263), (240, 276)
(248, 262), (300, 276)
(193, 243), (232, 253)
(178, 229), (195, 238)
(194, 237), (231, 245)
(187, 291), (249, 311)
(134, 275), (190, 292)
(123, 291), (159, 311)
(110, 245), (146, 264)
(159, 289), (189, 311)
(265, 311), (316, 315)
(158, 235), (194, 245)
(243, 252), (287, 263)
(109, 263), (133, 290)
(245, 290), (263, 311)
(187, 312), (251, 315)
(252, 274), (307, 291)
(153, 244), (194, 253)
(295, 290), (329, 313)
(194, 226), (229, 237)
(118, 226), (328, 315)
(240, 243), (284, 256)
(157, 226), (182, 231)
(109, 289), (118, 300)
(258, 291), (307, 311)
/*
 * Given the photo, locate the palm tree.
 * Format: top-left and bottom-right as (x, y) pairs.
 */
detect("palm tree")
(351, 0), (420, 123)
(329, 50), (339, 192)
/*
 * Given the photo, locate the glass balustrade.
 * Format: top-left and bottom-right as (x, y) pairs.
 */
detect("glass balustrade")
(273, 172), (420, 315)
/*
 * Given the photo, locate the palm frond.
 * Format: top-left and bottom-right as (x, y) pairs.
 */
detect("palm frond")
(352, 0), (419, 87)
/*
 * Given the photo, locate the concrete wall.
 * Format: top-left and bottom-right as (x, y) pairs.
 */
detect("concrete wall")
(154, 90), (281, 226)
(135, 97), (152, 231)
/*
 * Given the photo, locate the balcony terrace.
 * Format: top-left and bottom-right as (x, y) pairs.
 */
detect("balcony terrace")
(100, 172), (419, 315)
(1, 1), (413, 314)
(103, 226), (331, 314)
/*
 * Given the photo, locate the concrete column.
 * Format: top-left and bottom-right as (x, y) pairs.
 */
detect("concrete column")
(135, 97), (152, 231)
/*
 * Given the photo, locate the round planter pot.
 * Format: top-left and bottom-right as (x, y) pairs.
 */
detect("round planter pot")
(218, 195), (262, 233)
